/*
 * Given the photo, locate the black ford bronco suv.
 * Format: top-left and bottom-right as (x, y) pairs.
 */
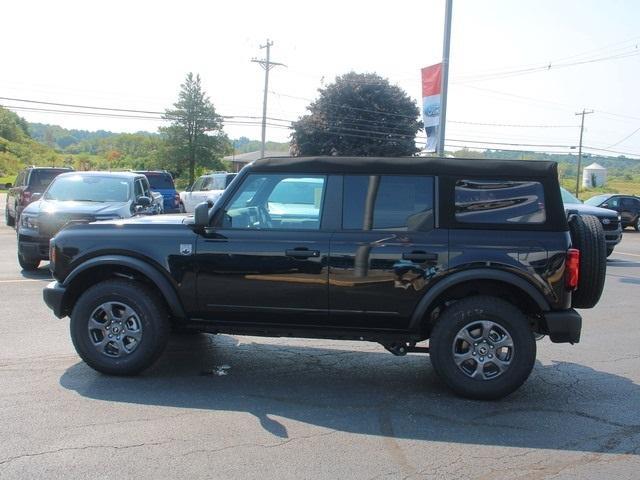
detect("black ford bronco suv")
(43, 157), (606, 399)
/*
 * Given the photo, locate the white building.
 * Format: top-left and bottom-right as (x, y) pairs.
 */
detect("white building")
(582, 162), (607, 188)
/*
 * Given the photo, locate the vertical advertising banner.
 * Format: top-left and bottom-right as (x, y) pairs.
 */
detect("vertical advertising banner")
(421, 63), (442, 152)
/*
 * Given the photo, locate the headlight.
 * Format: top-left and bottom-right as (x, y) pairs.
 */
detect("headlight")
(20, 214), (39, 230)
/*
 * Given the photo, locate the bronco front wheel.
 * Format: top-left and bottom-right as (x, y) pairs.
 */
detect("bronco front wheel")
(70, 279), (169, 375)
(429, 296), (536, 400)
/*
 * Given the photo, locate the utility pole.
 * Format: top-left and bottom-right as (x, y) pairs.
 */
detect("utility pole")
(251, 39), (286, 158)
(574, 109), (594, 197)
(437, 0), (453, 156)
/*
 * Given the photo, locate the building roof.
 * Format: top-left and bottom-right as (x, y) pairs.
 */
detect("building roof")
(250, 156), (559, 178)
(584, 162), (606, 170)
(224, 150), (290, 163)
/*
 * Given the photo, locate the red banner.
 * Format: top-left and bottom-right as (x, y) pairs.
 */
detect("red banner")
(422, 63), (442, 97)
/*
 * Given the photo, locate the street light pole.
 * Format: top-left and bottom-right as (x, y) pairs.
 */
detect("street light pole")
(437, 0), (453, 157)
(575, 108), (594, 197)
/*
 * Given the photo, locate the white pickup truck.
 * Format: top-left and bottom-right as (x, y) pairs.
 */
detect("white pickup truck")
(179, 172), (237, 213)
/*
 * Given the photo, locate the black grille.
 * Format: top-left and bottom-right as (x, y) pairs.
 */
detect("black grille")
(600, 217), (619, 231)
(39, 214), (95, 237)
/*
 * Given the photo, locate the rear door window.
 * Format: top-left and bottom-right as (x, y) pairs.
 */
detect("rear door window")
(455, 179), (546, 224)
(343, 175), (434, 232)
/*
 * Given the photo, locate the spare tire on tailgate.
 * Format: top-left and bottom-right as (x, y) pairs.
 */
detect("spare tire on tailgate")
(569, 214), (606, 309)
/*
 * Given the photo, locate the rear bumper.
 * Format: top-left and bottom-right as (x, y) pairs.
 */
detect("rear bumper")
(542, 309), (582, 344)
(43, 281), (67, 318)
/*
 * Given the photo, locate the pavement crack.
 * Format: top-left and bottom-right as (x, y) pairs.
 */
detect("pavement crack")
(177, 429), (338, 458)
(0, 439), (178, 467)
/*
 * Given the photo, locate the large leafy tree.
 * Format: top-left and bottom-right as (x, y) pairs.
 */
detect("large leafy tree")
(291, 72), (422, 157)
(162, 73), (231, 184)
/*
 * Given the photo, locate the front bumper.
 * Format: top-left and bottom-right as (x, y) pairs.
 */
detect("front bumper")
(43, 281), (67, 318)
(542, 309), (582, 344)
(18, 232), (51, 260)
(603, 224), (622, 248)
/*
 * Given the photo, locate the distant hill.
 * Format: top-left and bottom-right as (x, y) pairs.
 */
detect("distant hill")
(28, 123), (118, 150)
(233, 136), (290, 154)
(2, 108), (637, 197)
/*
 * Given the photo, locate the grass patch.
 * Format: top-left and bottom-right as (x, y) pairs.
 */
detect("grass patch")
(560, 177), (640, 200)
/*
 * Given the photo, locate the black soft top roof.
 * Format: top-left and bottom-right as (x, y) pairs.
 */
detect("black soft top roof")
(250, 156), (558, 178)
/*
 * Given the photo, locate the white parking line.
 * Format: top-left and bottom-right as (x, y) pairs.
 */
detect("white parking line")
(0, 279), (49, 283)
(614, 251), (640, 258)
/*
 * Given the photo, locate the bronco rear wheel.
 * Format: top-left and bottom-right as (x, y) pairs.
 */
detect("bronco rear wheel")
(70, 279), (169, 375)
(429, 296), (536, 400)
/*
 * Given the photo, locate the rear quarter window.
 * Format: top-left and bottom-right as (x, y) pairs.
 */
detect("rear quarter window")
(455, 179), (546, 225)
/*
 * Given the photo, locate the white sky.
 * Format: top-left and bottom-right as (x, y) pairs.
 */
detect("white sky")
(2, 0), (640, 157)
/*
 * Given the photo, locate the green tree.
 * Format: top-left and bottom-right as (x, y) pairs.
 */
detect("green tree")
(162, 73), (231, 184)
(290, 72), (422, 157)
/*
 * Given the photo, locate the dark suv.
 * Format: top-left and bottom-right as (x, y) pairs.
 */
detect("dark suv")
(42, 157), (606, 400)
(5, 166), (72, 226)
(585, 194), (640, 231)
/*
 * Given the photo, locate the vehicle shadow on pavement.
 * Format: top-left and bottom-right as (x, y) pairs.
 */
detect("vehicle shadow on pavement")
(20, 266), (52, 279)
(59, 334), (640, 455)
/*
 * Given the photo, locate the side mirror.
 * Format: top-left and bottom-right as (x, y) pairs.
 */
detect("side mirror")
(5, 183), (12, 188)
(601, 203), (609, 208)
(186, 184), (192, 192)
(31, 192), (42, 202)
(194, 202), (209, 227)
(137, 196), (152, 207)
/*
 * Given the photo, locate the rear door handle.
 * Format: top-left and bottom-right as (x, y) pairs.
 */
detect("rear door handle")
(285, 248), (320, 259)
(402, 251), (438, 262)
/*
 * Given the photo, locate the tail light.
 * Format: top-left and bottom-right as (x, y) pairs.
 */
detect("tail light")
(21, 190), (32, 205)
(566, 248), (580, 290)
(174, 193), (180, 207)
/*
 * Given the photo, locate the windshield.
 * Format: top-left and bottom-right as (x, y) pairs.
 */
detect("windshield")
(139, 172), (174, 190)
(44, 175), (131, 202)
(560, 187), (581, 204)
(584, 194), (609, 206)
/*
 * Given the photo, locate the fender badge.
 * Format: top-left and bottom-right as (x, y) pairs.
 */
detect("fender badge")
(180, 244), (193, 255)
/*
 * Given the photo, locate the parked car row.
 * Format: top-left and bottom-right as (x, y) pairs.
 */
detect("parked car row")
(5, 167), (241, 271)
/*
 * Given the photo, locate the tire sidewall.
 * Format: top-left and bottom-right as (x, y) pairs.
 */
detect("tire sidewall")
(70, 281), (168, 375)
(430, 297), (536, 400)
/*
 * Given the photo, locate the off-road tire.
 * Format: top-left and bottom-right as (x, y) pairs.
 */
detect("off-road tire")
(5, 206), (15, 227)
(429, 296), (536, 400)
(70, 279), (170, 375)
(635, 217), (640, 232)
(569, 214), (606, 308)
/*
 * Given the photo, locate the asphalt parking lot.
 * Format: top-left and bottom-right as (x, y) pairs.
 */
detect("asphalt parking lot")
(0, 200), (639, 479)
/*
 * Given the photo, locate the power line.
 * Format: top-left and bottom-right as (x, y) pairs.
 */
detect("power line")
(0, 96), (165, 115)
(606, 126), (640, 148)
(454, 48), (640, 83)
